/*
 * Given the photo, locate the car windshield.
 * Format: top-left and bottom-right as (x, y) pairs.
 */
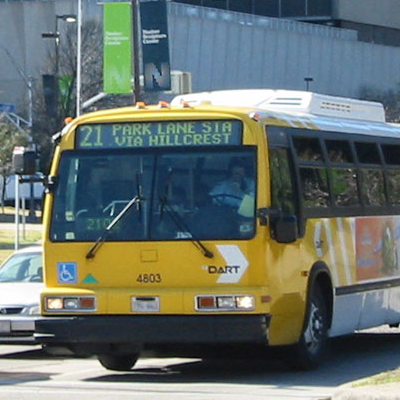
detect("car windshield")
(50, 148), (256, 242)
(0, 252), (42, 283)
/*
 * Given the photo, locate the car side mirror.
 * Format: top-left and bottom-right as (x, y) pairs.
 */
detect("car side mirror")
(271, 214), (298, 243)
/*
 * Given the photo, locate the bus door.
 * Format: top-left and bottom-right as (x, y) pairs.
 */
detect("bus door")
(266, 127), (305, 344)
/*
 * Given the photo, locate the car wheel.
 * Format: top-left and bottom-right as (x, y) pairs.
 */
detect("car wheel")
(98, 353), (139, 371)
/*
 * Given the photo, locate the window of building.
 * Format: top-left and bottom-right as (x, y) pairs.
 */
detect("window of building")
(229, 0), (252, 13)
(203, 0), (227, 10)
(254, 0), (279, 16)
(173, 0), (201, 5)
(308, 0), (332, 16)
(281, 0), (305, 17)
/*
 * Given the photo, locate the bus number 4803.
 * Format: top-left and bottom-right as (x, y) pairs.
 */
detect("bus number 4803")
(136, 273), (162, 283)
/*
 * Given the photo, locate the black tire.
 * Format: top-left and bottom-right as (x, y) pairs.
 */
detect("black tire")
(293, 286), (329, 369)
(98, 353), (139, 371)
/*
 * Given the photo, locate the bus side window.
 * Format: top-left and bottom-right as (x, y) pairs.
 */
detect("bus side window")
(269, 147), (296, 214)
(383, 143), (400, 206)
(299, 167), (330, 207)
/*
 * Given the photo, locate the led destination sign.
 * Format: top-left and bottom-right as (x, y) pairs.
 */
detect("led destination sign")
(76, 120), (242, 149)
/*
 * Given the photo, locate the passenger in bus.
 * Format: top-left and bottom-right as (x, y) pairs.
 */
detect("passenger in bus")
(209, 160), (254, 208)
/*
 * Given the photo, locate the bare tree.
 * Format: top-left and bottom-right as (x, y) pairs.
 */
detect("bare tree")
(0, 121), (28, 211)
(359, 85), (400, 123)
(32, 19), (137, 172)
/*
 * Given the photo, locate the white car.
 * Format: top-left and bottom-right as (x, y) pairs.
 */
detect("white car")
(0, 246), (43, 344)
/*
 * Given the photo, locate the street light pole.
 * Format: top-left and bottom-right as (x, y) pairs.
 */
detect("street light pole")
(42, 14), (77, 122)
(304, 77), (314, 91)
(76, 0), (82, 117)
(132, 0), (142, 103)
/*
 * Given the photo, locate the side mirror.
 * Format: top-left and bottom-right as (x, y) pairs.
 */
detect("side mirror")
(12, 147), (37, 175)
(45, 175), (58, 193)
(271, 214), (298, 244)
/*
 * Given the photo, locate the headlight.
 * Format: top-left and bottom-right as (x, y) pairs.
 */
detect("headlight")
(45, 296), (96, 312)
(46, 297), (63, 310)
(235, 295), (255, 310)
(196, 294), (255, 311)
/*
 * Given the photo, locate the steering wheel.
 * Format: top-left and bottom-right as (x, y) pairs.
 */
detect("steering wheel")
(76, 209), (88, 218)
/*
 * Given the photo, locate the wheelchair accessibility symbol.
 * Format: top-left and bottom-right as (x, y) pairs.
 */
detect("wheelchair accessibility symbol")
(57, 262), (78, 284)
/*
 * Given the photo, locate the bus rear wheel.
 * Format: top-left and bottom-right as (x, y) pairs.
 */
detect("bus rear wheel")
(98, 353), (139, 371)
(293, 286), (329, 369)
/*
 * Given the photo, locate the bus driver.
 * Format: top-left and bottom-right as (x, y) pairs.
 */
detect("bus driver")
(209, 160), (254, 208)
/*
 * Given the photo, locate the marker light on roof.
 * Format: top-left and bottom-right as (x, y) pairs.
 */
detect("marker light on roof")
(158, 100), (170, 108)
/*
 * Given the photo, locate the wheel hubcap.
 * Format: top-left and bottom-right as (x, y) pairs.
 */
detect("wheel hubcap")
(304, 301), (324, 354)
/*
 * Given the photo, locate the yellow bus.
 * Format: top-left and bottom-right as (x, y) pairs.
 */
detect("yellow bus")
(35, 90), (400, 371)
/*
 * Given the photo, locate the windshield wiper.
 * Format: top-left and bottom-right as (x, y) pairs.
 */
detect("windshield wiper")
(159, 196), (214, 259)
(86, 195), (144, 259)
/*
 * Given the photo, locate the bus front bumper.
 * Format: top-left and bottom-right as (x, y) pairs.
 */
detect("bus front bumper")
(34, 314), (270, 347)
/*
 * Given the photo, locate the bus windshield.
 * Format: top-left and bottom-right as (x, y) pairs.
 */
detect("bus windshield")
(50, 148), (256, 242)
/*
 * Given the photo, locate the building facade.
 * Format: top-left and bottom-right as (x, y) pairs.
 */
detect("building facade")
(1, 0), (400, 121)
(174, 0), (400, 46)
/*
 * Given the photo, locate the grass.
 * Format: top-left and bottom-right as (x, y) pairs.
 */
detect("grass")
(0, 250), (13, 264)
(0, 207), (42, 264)
(0, 229), (41, 245)
(1, 205), (41, 218)
(352, 367), (400, 387)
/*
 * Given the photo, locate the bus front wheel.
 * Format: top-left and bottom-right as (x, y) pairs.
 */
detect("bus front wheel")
(98, 353), (139, 371)
(294, 286), (329, 369)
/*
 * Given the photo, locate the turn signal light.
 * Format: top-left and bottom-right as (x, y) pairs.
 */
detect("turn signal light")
(197, 296), (216, 309)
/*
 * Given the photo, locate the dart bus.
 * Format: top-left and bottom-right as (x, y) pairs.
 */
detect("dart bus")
(35, 90), (400, 371)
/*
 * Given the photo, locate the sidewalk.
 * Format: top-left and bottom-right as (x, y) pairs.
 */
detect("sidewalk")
(332, 382), (400, 400)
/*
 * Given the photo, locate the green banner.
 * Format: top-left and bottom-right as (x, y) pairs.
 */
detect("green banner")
(59, 74), (73, 110)
(103, 3), (133, 94)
